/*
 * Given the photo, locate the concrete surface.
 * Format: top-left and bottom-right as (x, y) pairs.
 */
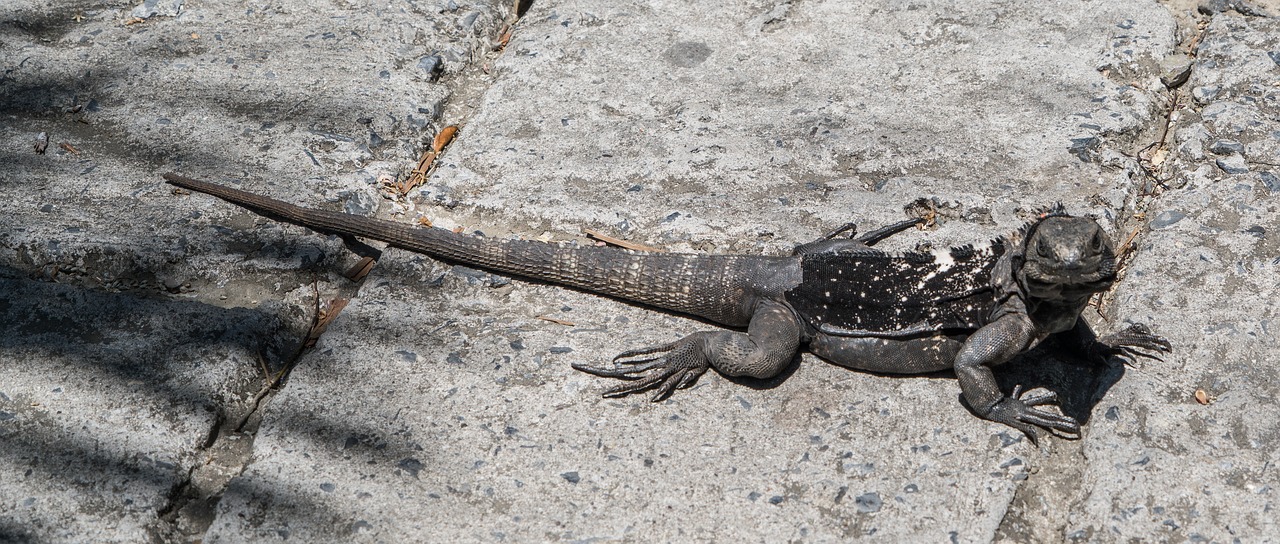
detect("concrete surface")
(1, 0), (1277, 542)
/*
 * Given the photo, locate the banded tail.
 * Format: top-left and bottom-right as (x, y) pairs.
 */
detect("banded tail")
(162, 173), (780, 325)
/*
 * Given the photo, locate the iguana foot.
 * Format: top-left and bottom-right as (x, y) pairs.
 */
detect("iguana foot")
(983, 385), (1079, 445)
(572, 336), (710, 401)
(1094, 323), (1172, 365)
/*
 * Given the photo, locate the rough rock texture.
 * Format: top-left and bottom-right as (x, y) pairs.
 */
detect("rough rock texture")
(0, 0), (509, 541)
(1067, 14), (1280, 541)
(3, 0), (1278, 542)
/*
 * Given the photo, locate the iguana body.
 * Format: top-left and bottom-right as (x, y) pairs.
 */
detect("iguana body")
(162, 173), (1170, 440)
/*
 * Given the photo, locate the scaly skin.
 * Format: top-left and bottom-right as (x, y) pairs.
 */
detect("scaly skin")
(163, 173), (1170, 441)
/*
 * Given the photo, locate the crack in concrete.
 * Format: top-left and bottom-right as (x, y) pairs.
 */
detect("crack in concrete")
(993, 4), (1217, 541)
(145, 3), (533, 541)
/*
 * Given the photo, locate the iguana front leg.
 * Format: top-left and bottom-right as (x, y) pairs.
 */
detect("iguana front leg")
(954, 316), (1080, 442)
(574, 300), (802, 401)
(1055, 319), (1171, 366)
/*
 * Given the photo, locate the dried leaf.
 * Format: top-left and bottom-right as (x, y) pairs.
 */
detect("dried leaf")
(582, 228), (665, 252)
(34, 132), (48, 154)
(59, 142), (80, 155)
(537, 315), (576, 326)
(495, 27), (513, 50)
(432, 125), (459, 153)
(305, 298), (350, 348)
(416, 216), (433, 228)
(1194, 389), (1211, 405)
(345, 257), (377, 281)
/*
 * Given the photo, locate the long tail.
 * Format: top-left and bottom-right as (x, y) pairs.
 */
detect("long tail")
(162, 173), (771, 325)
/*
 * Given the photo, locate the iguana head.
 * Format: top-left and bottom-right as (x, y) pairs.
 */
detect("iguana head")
(1017, 210), (1117, 303)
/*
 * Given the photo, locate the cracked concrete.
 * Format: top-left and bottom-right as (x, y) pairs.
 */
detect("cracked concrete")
(3, 0), (1279, 542)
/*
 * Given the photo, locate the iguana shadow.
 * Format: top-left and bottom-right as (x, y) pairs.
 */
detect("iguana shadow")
(721, 341), (1124, 434)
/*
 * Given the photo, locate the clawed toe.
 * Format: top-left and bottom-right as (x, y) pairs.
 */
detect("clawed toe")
(986, 386), (1080, 444)
(573, 337), (711, 401)
(1011, 385), (1059, 407)
(1099, 323), (1173, 366)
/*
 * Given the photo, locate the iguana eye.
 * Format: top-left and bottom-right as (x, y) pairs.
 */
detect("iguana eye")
(1091, 231), (1105, 251)
(1036, 239), (1055, 259)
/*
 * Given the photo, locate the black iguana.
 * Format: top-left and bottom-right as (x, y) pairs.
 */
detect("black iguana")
(162, 173), (1170, 441)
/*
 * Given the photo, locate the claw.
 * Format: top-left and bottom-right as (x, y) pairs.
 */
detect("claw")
(613, 341), (678, 361)
(650, 370), (687, 401)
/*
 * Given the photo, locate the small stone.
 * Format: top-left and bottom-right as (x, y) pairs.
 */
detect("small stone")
(1068, 136), (1100, 162)
(417, 55), (443, 81)
(855, 492), (883, 513)
(397, 458), (423, 478)
(560, 471), (580, 484)
(548, 346), (573, 354)
(342, 189), (377, 216)
(1150, 210), (1186, 229)
(1216, 154), (1248, 175)
(1259, 172), (1279, 193)
(131, 0), (183, 19)
(1159, 54), (1192, 89)
(1207, 140), (1245, 156)
(1192, 86), (1220, 104)
(996, 431), (1022, 447)
(459, 10), (481, 28)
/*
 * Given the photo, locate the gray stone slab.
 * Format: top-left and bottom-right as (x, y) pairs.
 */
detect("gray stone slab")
(420, 0), (1176, 247)
(0, 0), (509, 540)
(205, 0), (1222, 542)
(1067, 14), (1280, 541)
(207, 250), (1038, 542)
(0, 276), (295, 543)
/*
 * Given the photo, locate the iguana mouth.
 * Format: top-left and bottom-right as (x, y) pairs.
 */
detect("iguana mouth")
(1022, 257), (1116, 285)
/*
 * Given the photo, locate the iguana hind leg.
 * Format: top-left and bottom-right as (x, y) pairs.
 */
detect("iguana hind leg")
(573, 300), (801, 401)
